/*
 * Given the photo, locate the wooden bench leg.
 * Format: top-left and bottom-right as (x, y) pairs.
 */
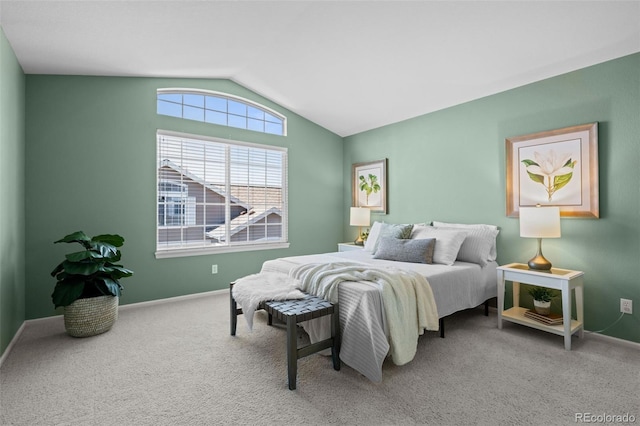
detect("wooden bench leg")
(244, 294), (338, 390)
(286, 315), (298, 390)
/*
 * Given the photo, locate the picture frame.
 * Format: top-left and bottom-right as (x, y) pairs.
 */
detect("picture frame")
(352, 159), (387, 213)
(506, 122), (599, 218)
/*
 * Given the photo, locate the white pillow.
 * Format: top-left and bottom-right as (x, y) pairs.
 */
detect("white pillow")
(435, 227), (498, 266)
(410, 225), (468, 266)
(363, 221), (383, 252)
(432, 221), (499, 261)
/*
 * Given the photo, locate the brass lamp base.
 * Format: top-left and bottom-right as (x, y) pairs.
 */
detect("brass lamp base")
(354, 226), (364, 246)
(527, 238), (552, 271)
(527, 254), (552, 271)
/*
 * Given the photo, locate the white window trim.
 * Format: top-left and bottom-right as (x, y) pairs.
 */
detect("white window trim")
(157, 88), (287, 136)
(155, 242), (290, 259)
(155, 129), (289, 259)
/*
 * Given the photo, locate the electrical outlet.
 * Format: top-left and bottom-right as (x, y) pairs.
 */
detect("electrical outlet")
(211, 264), (218, 274)
(620, 298), (632, 315)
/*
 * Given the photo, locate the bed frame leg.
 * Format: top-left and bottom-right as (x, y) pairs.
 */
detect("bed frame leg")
(484, 300), (489, 316)
(230, 282), (237, 336)
(439, 318), (445, 338)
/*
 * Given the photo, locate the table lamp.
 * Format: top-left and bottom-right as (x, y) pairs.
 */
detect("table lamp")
(350, 207), (370, 245)
(519, 205), (561, 271)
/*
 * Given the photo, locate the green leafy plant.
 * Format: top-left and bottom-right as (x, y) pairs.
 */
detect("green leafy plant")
(359, 173), (381, 205)
(527, 286), (558, 302)
(50, 231), (134, 308)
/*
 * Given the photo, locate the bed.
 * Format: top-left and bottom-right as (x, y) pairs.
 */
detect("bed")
(260, 221), (499, 382)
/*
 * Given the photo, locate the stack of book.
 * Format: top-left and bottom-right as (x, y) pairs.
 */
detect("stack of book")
(524, 310), (564, 325)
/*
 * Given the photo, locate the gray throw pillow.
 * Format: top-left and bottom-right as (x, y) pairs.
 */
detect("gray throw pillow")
(371, 223), (414, 254)
(373, 237), (436, 264)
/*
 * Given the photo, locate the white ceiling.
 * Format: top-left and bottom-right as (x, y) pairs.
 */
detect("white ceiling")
(1, 1), (639, 137)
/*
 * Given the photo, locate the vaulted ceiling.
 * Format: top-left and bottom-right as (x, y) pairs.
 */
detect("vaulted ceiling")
(1, 1), (639, 136)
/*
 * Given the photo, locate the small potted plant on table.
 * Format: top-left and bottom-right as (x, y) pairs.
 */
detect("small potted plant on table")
(50, 231), (134, 337)
(527, 286), (558, 316)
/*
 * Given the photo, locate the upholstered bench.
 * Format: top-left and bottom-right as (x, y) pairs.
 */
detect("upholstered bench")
(230, 281), (340, 390)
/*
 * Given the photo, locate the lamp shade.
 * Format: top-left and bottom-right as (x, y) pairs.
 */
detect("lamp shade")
(520, 206), (561, 238)
(350, 207), (370, 227)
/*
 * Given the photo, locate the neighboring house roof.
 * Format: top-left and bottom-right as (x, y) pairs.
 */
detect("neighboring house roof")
(159, 159), (249, 209)
(206, 207), (282, 242)
(228, 185), (283, 209)
(160, 159), (283, 241)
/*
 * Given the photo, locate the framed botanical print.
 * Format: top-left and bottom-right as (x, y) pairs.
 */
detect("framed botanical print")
(352, 159), (387, 213)
(506, 122), (599, 218)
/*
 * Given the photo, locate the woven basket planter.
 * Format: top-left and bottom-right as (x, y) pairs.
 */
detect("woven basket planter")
(64, 295), (119, 337)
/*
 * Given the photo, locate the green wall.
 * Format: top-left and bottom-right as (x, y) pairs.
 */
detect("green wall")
(344, 53), (640, 343)
(2, 36), (638, 357)
(24, 76), (343, 320)
(0, 28), (26, 356)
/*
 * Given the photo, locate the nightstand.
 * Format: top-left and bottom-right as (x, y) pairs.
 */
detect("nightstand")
(338, 242), (364, 252)
(497, 263), (584, 350)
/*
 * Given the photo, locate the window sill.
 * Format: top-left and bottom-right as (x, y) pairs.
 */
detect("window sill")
(155, 242), (290, 259)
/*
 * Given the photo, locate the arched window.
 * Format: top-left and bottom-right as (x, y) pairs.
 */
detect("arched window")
(157, 89), (287, 136)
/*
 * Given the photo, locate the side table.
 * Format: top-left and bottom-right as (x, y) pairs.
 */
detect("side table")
(497, 263), (584, 350)
(338, 242), (364, 252)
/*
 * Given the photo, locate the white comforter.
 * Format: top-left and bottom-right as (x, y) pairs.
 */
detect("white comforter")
(290, 262), (439, 366)
(261, 251), (497, 382)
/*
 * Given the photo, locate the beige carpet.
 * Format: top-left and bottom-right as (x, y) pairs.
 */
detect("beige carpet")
(1, 292), (638, 426)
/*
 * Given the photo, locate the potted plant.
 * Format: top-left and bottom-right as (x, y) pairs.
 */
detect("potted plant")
(527, 286), (558, 316)
(50, 231), (134, 337)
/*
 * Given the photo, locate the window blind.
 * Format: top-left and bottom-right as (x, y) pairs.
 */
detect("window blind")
(156, 130), (288, 257)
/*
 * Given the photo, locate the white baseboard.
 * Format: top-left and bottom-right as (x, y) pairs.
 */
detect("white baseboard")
(586, 331), (640, 350)
(0, 321), (26, 369)
(118, 289), (227, 311)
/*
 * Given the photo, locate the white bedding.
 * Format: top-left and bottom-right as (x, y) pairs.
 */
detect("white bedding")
(290, 261), (439, 366)
(260, 250), (497, 382)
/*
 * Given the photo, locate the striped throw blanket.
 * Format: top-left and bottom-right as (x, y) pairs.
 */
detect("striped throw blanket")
(290, 262), (439, 366)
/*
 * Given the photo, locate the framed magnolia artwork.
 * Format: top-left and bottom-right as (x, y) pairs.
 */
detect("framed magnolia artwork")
(352, 159), (387, 213)
(506, 123), (599, 218)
